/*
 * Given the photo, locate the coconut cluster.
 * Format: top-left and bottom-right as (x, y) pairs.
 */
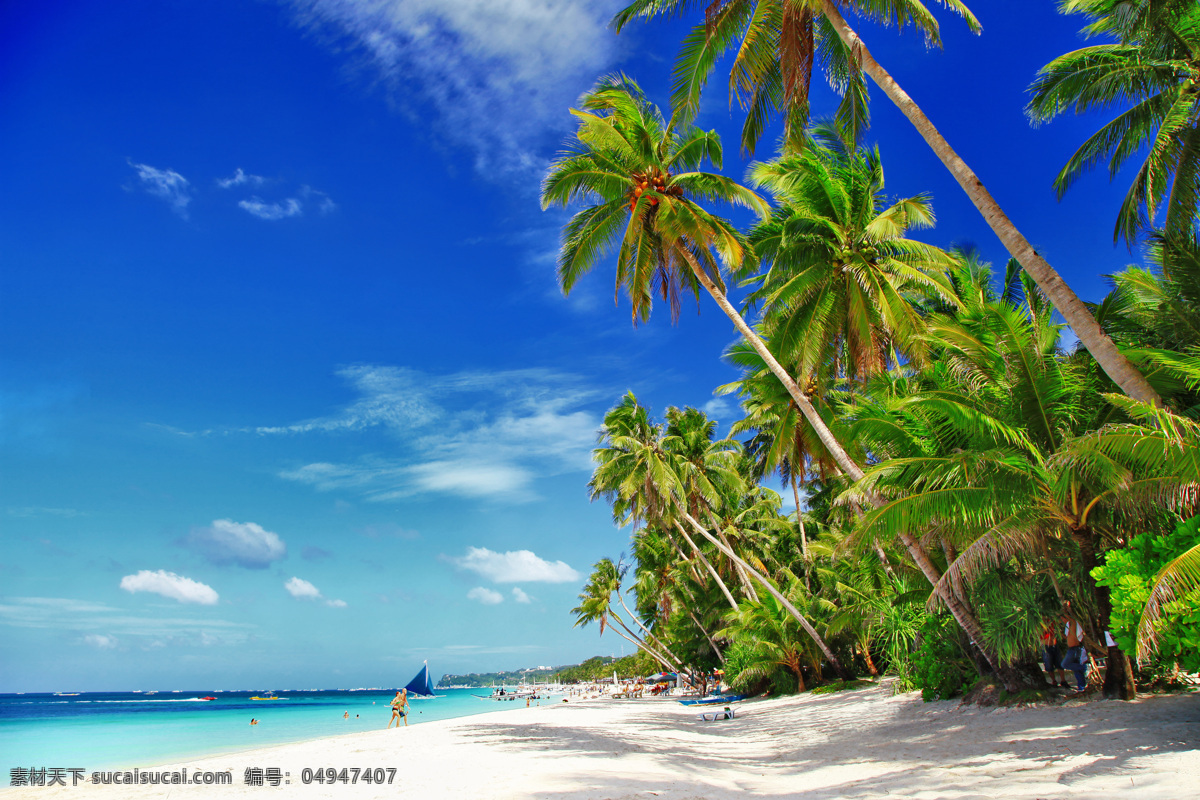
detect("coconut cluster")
(628, 170), (683, 211)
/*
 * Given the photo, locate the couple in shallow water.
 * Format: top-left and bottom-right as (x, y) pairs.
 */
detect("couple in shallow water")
(388, 689), (409, 728)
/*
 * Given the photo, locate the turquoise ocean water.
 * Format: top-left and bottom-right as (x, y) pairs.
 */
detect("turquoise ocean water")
(1, 688), (552, 773)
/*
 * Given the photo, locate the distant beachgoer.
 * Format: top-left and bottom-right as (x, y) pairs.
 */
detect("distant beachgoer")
(388, 689), (409, 728)
(344, 711), (349, 719)
(1040, 623), (1068, 688)
(250, 718), (258, 726)
(1060, 615), (1089, 693)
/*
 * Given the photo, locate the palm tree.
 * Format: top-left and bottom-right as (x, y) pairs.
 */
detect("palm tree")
(746, 127), (959, 384)
(720, 588), (831, 691)
(1027, 0), (1200, 243)
(572, 557), (683, 673)
(849, 270), (1200, 698)
(613, 0), (1163, 406)
(591, 393), (744, 610)
(542, 75), (868, 484)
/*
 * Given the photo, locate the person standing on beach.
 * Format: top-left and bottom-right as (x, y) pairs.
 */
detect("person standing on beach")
(1040, 622), (1068, 688)
(388, 689), (409, 728)
(1060, 614), (1090, 694)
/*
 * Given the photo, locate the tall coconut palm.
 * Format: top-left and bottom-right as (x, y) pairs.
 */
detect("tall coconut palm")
(591, 393), (744, 610)
(746, 127), (959, 384)
(1027, 0), (1200, 243)
(613, 0), (1163, 406)
(590, 392), (852, 676)
(542, 75), (869, 484)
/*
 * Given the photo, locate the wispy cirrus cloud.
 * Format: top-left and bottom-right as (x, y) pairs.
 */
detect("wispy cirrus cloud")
(128, 161), (192, 217)
(239, 197), (303, 220)
(0, 596), (255, 646)
(286, 0), (623, 181)
(217, 168), (266, 189)
(270, 365), (601, 502)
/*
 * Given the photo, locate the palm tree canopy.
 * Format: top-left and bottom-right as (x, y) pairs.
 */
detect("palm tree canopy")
(612, 0), (979, 153)
(744, 127), (959, 383)
(1027, 0), (1200, 242)
(542, 75), (767, 323)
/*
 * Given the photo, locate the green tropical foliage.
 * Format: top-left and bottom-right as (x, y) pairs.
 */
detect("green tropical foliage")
(540, 4), (1200, 704)
(1028, 0), (1200, 242)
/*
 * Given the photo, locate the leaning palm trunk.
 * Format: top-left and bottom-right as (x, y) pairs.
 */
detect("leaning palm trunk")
(688, 252), (1014, 681)
(672, 520), (741, 610)
(687, 607), (726, 663)
(899, 531), (1001, 676)
(608, 610), (681, 674)
(682, 251), (867, 481)
(679, 509), (851, 680)
(614, 590), (688, 671)
(817, 0), (1160, 406)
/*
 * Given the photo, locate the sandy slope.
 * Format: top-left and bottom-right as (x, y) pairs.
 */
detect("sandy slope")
(5, 681), (1198, 798)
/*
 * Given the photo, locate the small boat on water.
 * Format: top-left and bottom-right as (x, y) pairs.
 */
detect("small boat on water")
(250, 694), (282, 701)
(677, 694), (745, 706)
(199, 696), (217, 701)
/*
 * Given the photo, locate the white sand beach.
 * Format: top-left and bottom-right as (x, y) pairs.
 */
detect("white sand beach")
(6, 682), (1198, 799)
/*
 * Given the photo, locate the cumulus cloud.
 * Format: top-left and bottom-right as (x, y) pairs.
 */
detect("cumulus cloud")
(285, 576), (347, 608)
(239, 197), (303, 220)
(271, 365), (601, 502)
(128, 161), (192, 217)
(467, 586), (504, 605)
(217, 168), (266, 189)
(285, 576), (323, 599)
(187, 519), (287, 568)
(511, 587), (531, 604)
(120, 570), (219, 605)
(84, 633), (118, 649)
(286, 0), (622, 181)
(451, 547), (579, 583)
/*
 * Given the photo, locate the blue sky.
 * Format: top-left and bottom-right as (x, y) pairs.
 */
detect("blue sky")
(1, 0), (1147, 692)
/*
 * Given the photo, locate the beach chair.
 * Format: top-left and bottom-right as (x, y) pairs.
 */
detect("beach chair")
(698, 707), (735, 722)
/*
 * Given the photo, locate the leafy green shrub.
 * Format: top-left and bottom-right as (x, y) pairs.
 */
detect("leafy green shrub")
(723, 639), (796, 695)
(911, 613), (973, 701)
(1092, 515), (1200, 675)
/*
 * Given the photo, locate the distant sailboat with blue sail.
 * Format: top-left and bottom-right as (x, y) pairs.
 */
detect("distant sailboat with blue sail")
(403, 661), (438, 697)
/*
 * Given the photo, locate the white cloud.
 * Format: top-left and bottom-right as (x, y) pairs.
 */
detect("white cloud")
(128, 161), (192, 217)
(702, 398), (733, 420)
(270, 365), (601, 502)
(239, 197), (303, 220)
(286, 0), (622, 181)
(511, 587), (531, 604)
(84, 633), (118, 649)
(451, 547), (579, 583)
(120, 570), (219, 605)
(285, 576), (347, 608)
(285, 576), (323, 599)
(300, 185), (337, 214)
(467, 586), (504, 605)
(217, 168), (266, 188)
(188, 519), (287, 569)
